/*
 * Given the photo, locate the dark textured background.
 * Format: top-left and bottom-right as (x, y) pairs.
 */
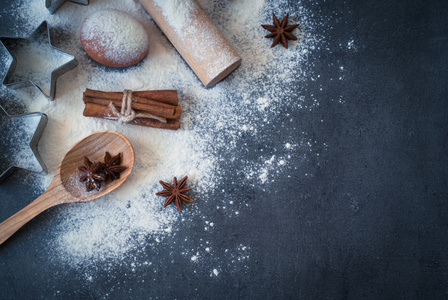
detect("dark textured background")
(1, 0), (448, 299)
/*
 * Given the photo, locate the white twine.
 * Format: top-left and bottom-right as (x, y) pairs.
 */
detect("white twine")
(108, 89), (167, 124)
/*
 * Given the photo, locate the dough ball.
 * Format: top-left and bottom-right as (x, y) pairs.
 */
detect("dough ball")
(80, 9), (149, 67)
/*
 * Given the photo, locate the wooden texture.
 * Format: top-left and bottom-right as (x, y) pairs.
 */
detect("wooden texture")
(84, 88), (179, 106)
(83, 103), (181, 130)
(0, 131), (134, 245)
(83, 96), (178, 118)
(138, 0), (241, 87)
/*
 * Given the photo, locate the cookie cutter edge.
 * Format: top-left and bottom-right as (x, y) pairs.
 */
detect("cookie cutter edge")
(0, 105), (48, 183)
(0, 21), (79, 101)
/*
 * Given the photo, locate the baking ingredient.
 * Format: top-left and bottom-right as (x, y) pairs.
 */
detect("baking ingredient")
(78, 156), (105, 192)
(156, 176), (194, 212)
(82, 89), (181, 129)
(107, 89), (168, 124)
(83, 103), (181, 130)
(152, 0), (197, 33)
(78, 152), (127, 191)
(0, 111), (44, 174)
(102, 152), (127, 181)
(83, 89), (179, 106)
(261, 13), (299, 49)
(0, 131), (135, 247)
(80, 9), (149, 67)
(1, 0), (326, 269)
(82, 89), (178, 117)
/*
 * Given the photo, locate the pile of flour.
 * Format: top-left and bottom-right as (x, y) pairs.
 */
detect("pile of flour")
(0, 0), (322, 266)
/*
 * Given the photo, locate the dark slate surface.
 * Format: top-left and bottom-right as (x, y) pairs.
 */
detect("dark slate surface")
(1, 0), (448, 299)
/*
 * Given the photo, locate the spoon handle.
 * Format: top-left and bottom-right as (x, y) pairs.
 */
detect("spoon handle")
(0, 188), (62, 245)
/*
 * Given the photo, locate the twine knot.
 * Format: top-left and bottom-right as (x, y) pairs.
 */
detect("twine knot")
(108, 89), (167, 124)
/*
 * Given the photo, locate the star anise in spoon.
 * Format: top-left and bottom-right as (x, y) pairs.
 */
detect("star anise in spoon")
(78, 156), (106, 192)
(261, 13), (299, 49)
(102, 152), (127, 181)
(156, 176), (194, 212)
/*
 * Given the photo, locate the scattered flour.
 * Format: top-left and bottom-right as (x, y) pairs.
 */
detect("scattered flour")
(152, 0), (241, 86)
(153, 0), (197, 33)
(0, 0), (326, 275)
(0, 111), (43, 172)
(3, 33), (73, 96)
(80, 9), (149, 66)
(256, 97), (270, 111)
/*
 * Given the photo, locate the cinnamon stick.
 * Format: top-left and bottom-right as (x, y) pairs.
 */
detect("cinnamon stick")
(84, 88), (178, 106)
(83, 96), (178, 119)
(173, 105), (182, 119)
(83, 103), (180, 130)
(134, 90), (178, 106)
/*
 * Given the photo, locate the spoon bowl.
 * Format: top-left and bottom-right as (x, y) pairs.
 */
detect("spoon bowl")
(0, 131), (134, 245)
(59, 131), (134, 201)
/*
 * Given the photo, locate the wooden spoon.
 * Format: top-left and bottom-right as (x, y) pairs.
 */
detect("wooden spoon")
(0, 131), (134, 245)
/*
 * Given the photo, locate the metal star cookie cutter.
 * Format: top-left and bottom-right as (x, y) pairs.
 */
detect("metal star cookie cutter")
(0, 105), (48, 183)
(0, 21), (78, 101)
(46, 0), (89, 14)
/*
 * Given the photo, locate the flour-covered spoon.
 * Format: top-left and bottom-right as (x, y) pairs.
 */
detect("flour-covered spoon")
(0, 131), (134, 245)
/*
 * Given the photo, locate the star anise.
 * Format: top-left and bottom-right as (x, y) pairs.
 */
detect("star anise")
(156, 176), (194, 212)
(102, 152), (127, 181)
(261, 13), (299, 49)
(78, 156), (106, 192)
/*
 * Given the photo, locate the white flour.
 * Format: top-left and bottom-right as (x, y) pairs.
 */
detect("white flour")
(4, 36), (73, 96)
(0, 0), (326, 275)
(152, 0), (241, 85)
(0, 112), (42, 172)
(80, 9), (149, 66)
(153, 0), (197, 33)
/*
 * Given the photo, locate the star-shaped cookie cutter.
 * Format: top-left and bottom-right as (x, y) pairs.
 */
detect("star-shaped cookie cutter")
(0, 105), (48, 183)
(0, 21), (78, 101)
(46, 0), (89, 14)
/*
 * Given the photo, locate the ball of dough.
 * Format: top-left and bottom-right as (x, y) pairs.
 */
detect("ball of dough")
(80, 9), (149, 67)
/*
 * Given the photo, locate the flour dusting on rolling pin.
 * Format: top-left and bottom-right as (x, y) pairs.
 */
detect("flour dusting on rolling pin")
(139, 0), (242, 87)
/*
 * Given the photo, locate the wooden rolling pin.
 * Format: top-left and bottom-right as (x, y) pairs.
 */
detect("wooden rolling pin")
(139, 0), (241, 87)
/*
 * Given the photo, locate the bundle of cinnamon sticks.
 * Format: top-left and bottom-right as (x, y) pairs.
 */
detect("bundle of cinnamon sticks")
(82, 88), (181, 130)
